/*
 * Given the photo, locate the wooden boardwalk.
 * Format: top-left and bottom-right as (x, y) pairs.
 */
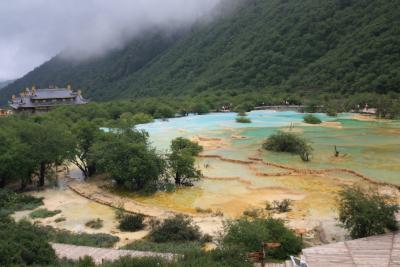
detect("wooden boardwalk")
(51, 243), (176, 264)
(52, 232), (400, 266)
(303, 232), (400, 267)
(256, 260), (294, 267)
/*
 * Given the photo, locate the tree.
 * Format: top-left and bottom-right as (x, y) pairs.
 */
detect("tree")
(168, 138), (203, 185)
(263, 131), (313, 161)
(338, 186), (399, 239)
(70, 120), (101, 178)
(3, 120), (43, 189)
(92, 130), (165, 192)
(26, 121), (74, 187)
(190, 102), (209, 115)
(119, 112), (154, 127)
(0, 130), (21, 187)
(0, 217), (56, 266)
(222, 215), (302, 260)
(149, 214), (202, 243)
(303, 114), (322, 124)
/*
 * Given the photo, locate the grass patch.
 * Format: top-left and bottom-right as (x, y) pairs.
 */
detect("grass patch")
(30, 208), (61, 219)
(85, 218), (103, 229)
(303, 114), (322, 124)
(39, 226), (119, 248)
(55, 217), (66, 223)
(0, 189), (43, 216)
(195, 207), (213, 214)
(122, 240), (203, 254)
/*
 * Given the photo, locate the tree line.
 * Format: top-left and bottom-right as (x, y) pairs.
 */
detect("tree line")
(0, 113), (202, 192)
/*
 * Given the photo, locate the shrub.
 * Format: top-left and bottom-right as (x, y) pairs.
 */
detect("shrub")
(326, 109), (338, 117)
(303, 114), (322, 124)
(236, 116), (252, 123)
(0, 189), (43, 215)
(30, 208), (61, 219)
(243, 209), (263, 218)
(222, 216), (302, 260)
(76, 256), (96, 267)
(263, 131), (313, 161)
(40, 226), (120, 248)
(118, 214), (145, 232)
(0, 217), (56, 266)
(123, 240), (203, 254)
(177, 248), (251, 267)
(101, 256), (170, 267)
(201, 234), (213, 243)
(338, 186), (399, 239)
(85, 218), (103, 229)
(266, 199), (293, 213)
(114, 202), (125, 220)
(195, 207), (213, 214)
(149, 214), (202, 243)
(55, 217), (66, 223)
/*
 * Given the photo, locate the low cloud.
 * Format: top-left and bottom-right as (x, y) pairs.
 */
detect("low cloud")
(0, 0), (221, 80)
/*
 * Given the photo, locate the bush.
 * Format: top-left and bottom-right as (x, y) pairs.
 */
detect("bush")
(55, 217), (66, 223)
(0, 189), (43, 215)
(222, 216), (302, 260)
(326, 109), (338, 117)
(263, 131), (312, 161)
(101, 256), (170, 267)
(195, 207), (213, 214)
(76, 256), (96, 267)
(266, 199), (293, 213)
(149, 215), (202, 243)
(303, 114), (322, 124)
(85, 218), (103, 229)
(243, 209), (263, 218)
(30, 208), (61, 219)
(176, 248), (251, 267)
(338, 186), (399, 239)
(118, 214), (145, 232)
(40, 226), (120, 248)
(123, 240), (203, 254)
(0, 217), (56, 266)
(236, 116), (252, 123)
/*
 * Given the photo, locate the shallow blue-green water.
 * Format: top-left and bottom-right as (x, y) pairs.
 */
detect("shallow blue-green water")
(137, 111), (400, 185)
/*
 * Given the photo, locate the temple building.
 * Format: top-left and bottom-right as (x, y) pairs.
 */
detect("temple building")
(9, 85), (88, 113)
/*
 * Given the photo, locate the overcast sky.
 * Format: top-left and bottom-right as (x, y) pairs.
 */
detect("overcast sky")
(0, 0), (221, 81)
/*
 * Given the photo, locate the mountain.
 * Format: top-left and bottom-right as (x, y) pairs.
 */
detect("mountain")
(0, 80), (14, 90)
(1, 0), (399, 105)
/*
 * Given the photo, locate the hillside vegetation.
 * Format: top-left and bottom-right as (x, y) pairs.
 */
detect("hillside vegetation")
(1, 0), (399, 105)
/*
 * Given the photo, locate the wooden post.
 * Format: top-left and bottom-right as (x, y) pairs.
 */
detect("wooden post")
(295, 228), (307, 241)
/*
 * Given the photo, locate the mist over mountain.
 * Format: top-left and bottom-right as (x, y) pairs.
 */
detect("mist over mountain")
(0, 80), (14, 90)
(1, 0), (399, 105)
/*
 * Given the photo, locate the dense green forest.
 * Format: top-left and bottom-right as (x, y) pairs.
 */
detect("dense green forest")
(1, 0), (400, 105)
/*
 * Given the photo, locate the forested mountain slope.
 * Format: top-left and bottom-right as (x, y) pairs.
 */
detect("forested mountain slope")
(0, 80), (13, 90)
(1, 0), (399, 105)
